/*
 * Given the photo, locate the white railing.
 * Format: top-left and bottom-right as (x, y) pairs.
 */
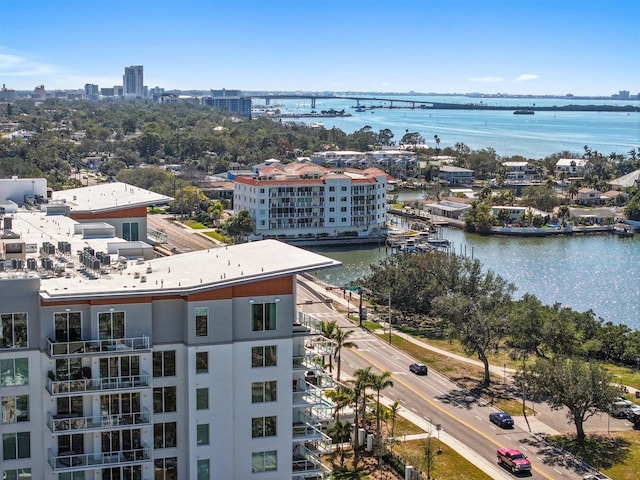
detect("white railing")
(47, 408), (150, 433)
(45, 336), (150, 357)
(46, 372), (150, 395)
(48, 445), (151, 471)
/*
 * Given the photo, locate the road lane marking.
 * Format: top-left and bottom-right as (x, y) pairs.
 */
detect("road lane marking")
(475, 415), (482, 420)
(504, 435), (511, 440)
(350, 348), (556, 480)
(553, 468), (563, 475)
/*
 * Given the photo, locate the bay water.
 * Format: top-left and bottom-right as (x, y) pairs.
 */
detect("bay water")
(273, 95), (640, 158)
(309, 228), (640, 330)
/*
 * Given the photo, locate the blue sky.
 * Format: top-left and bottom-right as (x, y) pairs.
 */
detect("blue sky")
(1, 0), (638, 96)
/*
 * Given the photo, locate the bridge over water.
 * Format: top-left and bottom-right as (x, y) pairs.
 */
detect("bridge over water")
(250, 94), (640, 112)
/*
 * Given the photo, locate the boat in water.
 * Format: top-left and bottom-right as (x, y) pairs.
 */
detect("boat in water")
(513, 110), (535, 115)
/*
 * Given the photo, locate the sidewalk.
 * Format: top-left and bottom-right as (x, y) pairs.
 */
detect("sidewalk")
(298, 275), (638, 436)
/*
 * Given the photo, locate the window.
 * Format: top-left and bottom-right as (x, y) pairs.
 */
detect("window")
(196, 424), (209, 445)
(1, 395), (29, 423)
(0, 358), (28, 386)
(1, 313), (27, 348)
(102, 429), (141, 454)
(196, 352), (208, 373)
(341, 197), (347, 202)
(251, 303), (276, 331)
(100, 356), (139, 379)
(103, 466), (141, 480)
(329, 196), (335, 202)
(154, 457), (177, 480)
(251, 450), (277, 473)
(2, 431), (30, 459)
(341, 186), (347, 191)
(341, 206), (347, 212)
(54, 311), (81, 342)
(252, 416), (277, 438)
(3, 469), (31, 480)
(251, 381), (277, 403)
(195, 307), (208, 337)
(153, 387), (177, 413)
(329, 186), (335, 192)
(98, 311), (125, 340)
(251, 345), (277, 367)
(153, 351), (176, 377)
(100, 393), (140, 417)
(122, 222), (139, 241)
(196, 388), (209, 410)
(154, 422), (177, 449)
(197, 459), (210, 480)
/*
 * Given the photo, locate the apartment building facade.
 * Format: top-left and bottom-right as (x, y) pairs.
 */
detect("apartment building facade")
(233, 162), (390, 242)
(1, 180), (338, 480)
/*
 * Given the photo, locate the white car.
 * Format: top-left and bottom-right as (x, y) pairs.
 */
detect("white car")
(583, 474), (609, 480)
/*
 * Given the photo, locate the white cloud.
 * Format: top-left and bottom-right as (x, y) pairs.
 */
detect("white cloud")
(514, 74), (539, 82)
(469, 76), (504, 83)
(0, 53), (56, 77)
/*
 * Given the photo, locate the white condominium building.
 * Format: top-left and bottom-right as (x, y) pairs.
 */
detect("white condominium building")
(233, 162), (390, 242)
(0, 178), (339, 480)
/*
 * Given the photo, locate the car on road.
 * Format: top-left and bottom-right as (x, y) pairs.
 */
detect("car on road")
(583, 473), (609, 480)
(409, 362), (428, 375)
(497, 447), (531, 475)
(489, 412), (514, 428)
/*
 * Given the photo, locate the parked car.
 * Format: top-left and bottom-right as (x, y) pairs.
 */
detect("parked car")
(489, 412), (514, 428)
(583, 474), (609, 480)
(409, 362), (428, 375)
(625, 406), (640, 422)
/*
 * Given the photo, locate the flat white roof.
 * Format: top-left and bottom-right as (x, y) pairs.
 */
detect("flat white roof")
(51, 182), (173, 213)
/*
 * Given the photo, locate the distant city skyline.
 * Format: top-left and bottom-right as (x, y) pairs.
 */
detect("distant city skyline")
(1, 0), (638, 96)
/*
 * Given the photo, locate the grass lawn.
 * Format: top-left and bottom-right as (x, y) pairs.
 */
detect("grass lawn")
(184, 220), (207, 229)
(390, 438), (493, 480)
(605, 364), (640, 391)
(203, 231), (231, 243)
(550, 432), (640, 480)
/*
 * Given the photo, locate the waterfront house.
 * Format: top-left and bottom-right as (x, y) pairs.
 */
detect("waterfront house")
(569, 207), (617, 225)
(437, 165), (474, 186)
(601, 190), (629, 206)
(502, 161), (541, 183)
(555, 158), (588, 177)
(609, 168), (640, 189)
(424, 198), (471, 219)
(576, 187), (602, 206)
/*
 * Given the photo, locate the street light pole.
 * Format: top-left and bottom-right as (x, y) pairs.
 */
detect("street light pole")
(388, 291), (392, 345)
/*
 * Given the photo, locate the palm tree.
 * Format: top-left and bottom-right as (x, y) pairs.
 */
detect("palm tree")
(369, 370), (393, 448)
(326, 385), (354, 423)
(433, 134), (440, 154)
(369, 370), (394, 467)
(327, 420), (352, 469)
(388, 400), (400, 438)
(351, 367), (374, 470)
(333, 328), (356, 382)
(321, 320), (339, 372)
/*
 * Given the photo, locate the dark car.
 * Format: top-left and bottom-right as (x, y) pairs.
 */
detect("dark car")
(409, 362), (428, 375)
(489, 412), (514, 428)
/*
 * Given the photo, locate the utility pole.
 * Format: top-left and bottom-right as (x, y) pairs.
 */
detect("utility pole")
(358, 288), (363, 327)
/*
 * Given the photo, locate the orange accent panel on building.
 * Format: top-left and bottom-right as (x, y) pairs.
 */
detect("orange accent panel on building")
(70, 205), (148, 220)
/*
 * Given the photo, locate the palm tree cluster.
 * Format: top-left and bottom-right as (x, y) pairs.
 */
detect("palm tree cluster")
(324, 353), (395, 472)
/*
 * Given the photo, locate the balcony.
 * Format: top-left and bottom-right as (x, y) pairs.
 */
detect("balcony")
(45, 336), (151, 357)
(292, 446), (330, 479)
(46, 372), (151, 396)
(48, 446), (151, 472)
(47, 408), (151, 434)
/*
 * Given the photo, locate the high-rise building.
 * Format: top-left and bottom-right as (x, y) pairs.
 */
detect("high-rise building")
(203, 89), (251, 117)
(123, 66), (144, 98)
(233, 162), (389, 242)
(84, 84), (99, 100)
(0, 179), (337, 480)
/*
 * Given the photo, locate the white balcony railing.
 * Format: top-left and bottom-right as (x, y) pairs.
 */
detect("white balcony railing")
(48, 445), (151, 472)
(45, 336), (150, 357)
(47, 408), (151, 434)
(46, 372), (151, 396)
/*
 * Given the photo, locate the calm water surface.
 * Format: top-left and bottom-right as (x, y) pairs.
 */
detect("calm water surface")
(309, 230), (640, 330)
(273, 95), (640, 158)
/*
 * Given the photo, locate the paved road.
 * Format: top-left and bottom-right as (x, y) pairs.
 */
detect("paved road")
(298, 280), (610, 480)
